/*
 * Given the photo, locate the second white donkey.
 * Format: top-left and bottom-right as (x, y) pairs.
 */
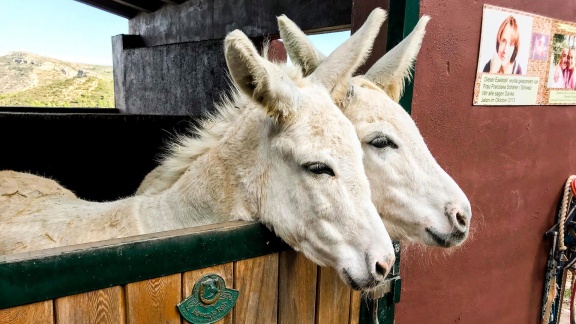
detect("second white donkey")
(277, 11), (472, 248)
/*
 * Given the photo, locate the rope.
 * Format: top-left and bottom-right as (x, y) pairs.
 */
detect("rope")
(559, 176), (576, 252)
(543, 176), (576, 324)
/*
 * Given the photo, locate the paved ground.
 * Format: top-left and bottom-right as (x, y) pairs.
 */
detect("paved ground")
(560, 307), (570, 324)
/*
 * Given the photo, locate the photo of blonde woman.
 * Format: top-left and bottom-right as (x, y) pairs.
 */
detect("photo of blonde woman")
(477, 9), (532, 76)
(482, 16), (522, 74)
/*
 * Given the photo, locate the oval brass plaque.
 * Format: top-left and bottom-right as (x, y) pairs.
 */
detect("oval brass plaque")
(177, 273), (238, 323)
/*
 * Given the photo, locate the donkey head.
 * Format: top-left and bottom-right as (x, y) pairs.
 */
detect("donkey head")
(278, 13), (472, 247)
(224, 15), (395, 290)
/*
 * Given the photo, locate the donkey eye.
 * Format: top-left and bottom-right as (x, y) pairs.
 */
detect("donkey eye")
(369, 136), (398, 149)
(303, 162), (335, 177)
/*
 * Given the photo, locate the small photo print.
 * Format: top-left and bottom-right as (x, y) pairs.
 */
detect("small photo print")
(530, 33), (549, 60)
(477, 8), (534, 75)
(547, 34), (576, 89)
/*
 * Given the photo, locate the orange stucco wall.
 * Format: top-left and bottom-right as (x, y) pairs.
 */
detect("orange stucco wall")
(395, 1), (576, 323)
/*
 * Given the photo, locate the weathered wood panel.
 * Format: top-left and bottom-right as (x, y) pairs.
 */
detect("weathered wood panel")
(117, 39), (229, 115)
(315, 267), (351, 324)
(129, 0), (352, 47)
(278, 250), (317, 324)
(54, 287), (125, 323)
(349, 290), (361, 324)
(0, 300), (53, 324)
(233, 254), (279, 324)
(125, 274), (181, 324)
(182, 263), (234, 324)
(0, 253), (375, 324)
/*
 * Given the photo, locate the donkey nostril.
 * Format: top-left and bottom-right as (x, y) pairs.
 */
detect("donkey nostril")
(375, 261), (388, 277)
(456, 212), (467, 227)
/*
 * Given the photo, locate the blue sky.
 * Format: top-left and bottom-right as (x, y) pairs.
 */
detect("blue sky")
(0, 0), (348, 66)
(0, 0), (127, 65)
(307, 31), (350, 57)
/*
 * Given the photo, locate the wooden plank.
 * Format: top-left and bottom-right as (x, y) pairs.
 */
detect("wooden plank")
(315, 267), (351, 324)
(0, 300), (53, 324)
(278, 251), (317, 324)
(55, 286), (125, 323)
(125, 274), (181, 324)
(349, 290), (361, 324)
(182, 263), (234, 324)
(120, 39), (228, 115)
(233, 254), (279, 324)
(129, 0), (352, 47)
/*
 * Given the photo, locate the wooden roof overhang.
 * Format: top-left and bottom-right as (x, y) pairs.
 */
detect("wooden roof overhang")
(75, 0), (185, 18)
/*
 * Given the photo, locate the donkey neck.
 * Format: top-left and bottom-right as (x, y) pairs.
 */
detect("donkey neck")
(139, 104), (272, 231)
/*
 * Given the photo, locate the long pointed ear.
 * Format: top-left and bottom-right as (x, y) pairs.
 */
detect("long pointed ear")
(277, 14), (326, 76)
(309, 8), (387, 100)
(224, 30), (298, 121)
(364, 15), (430, 102)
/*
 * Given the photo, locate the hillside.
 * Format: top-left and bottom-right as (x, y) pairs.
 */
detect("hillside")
(0, 52), (114, 108)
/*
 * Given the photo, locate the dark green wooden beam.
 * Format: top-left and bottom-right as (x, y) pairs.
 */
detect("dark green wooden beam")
(398, 0), (421, 114)
(0, 221), (288, 309)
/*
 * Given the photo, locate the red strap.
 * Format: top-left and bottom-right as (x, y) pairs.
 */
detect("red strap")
(571, 178), (576, 197)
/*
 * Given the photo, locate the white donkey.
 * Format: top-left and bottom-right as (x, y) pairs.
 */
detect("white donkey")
(275, 13), (472, 247)
(137, 12), (472, 248)
(1, 17), (396, 290)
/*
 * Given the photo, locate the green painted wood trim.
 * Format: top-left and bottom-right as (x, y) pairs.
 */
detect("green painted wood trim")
(393, 276), (402, 304)
(385, 0), (407, 52)
(358, 242), (401, 324)
(0, 221), (288, 309)
(403, 0), (421, 37)
(399, 0), (421, 114)
(358, 277), (402, 324)
(386, 0), (421, 114)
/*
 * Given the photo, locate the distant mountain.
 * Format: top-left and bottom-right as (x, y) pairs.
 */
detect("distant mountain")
(0, 52), (114, 108)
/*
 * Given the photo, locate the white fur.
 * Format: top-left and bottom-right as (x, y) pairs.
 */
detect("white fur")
(277, 12), (472, 247)
(1, 28), (396, 291)
(364, 16), (430, 102)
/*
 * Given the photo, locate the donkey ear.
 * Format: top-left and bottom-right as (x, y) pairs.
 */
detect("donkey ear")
(308, 8), (386, 100)
(364, 15), (430, 102)
(277, 14), (326, 76)
(224, 30), (298, 120)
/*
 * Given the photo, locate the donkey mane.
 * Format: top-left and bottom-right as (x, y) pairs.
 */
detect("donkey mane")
(155, 63), (308, 190)
(156, 90), (245, 187)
